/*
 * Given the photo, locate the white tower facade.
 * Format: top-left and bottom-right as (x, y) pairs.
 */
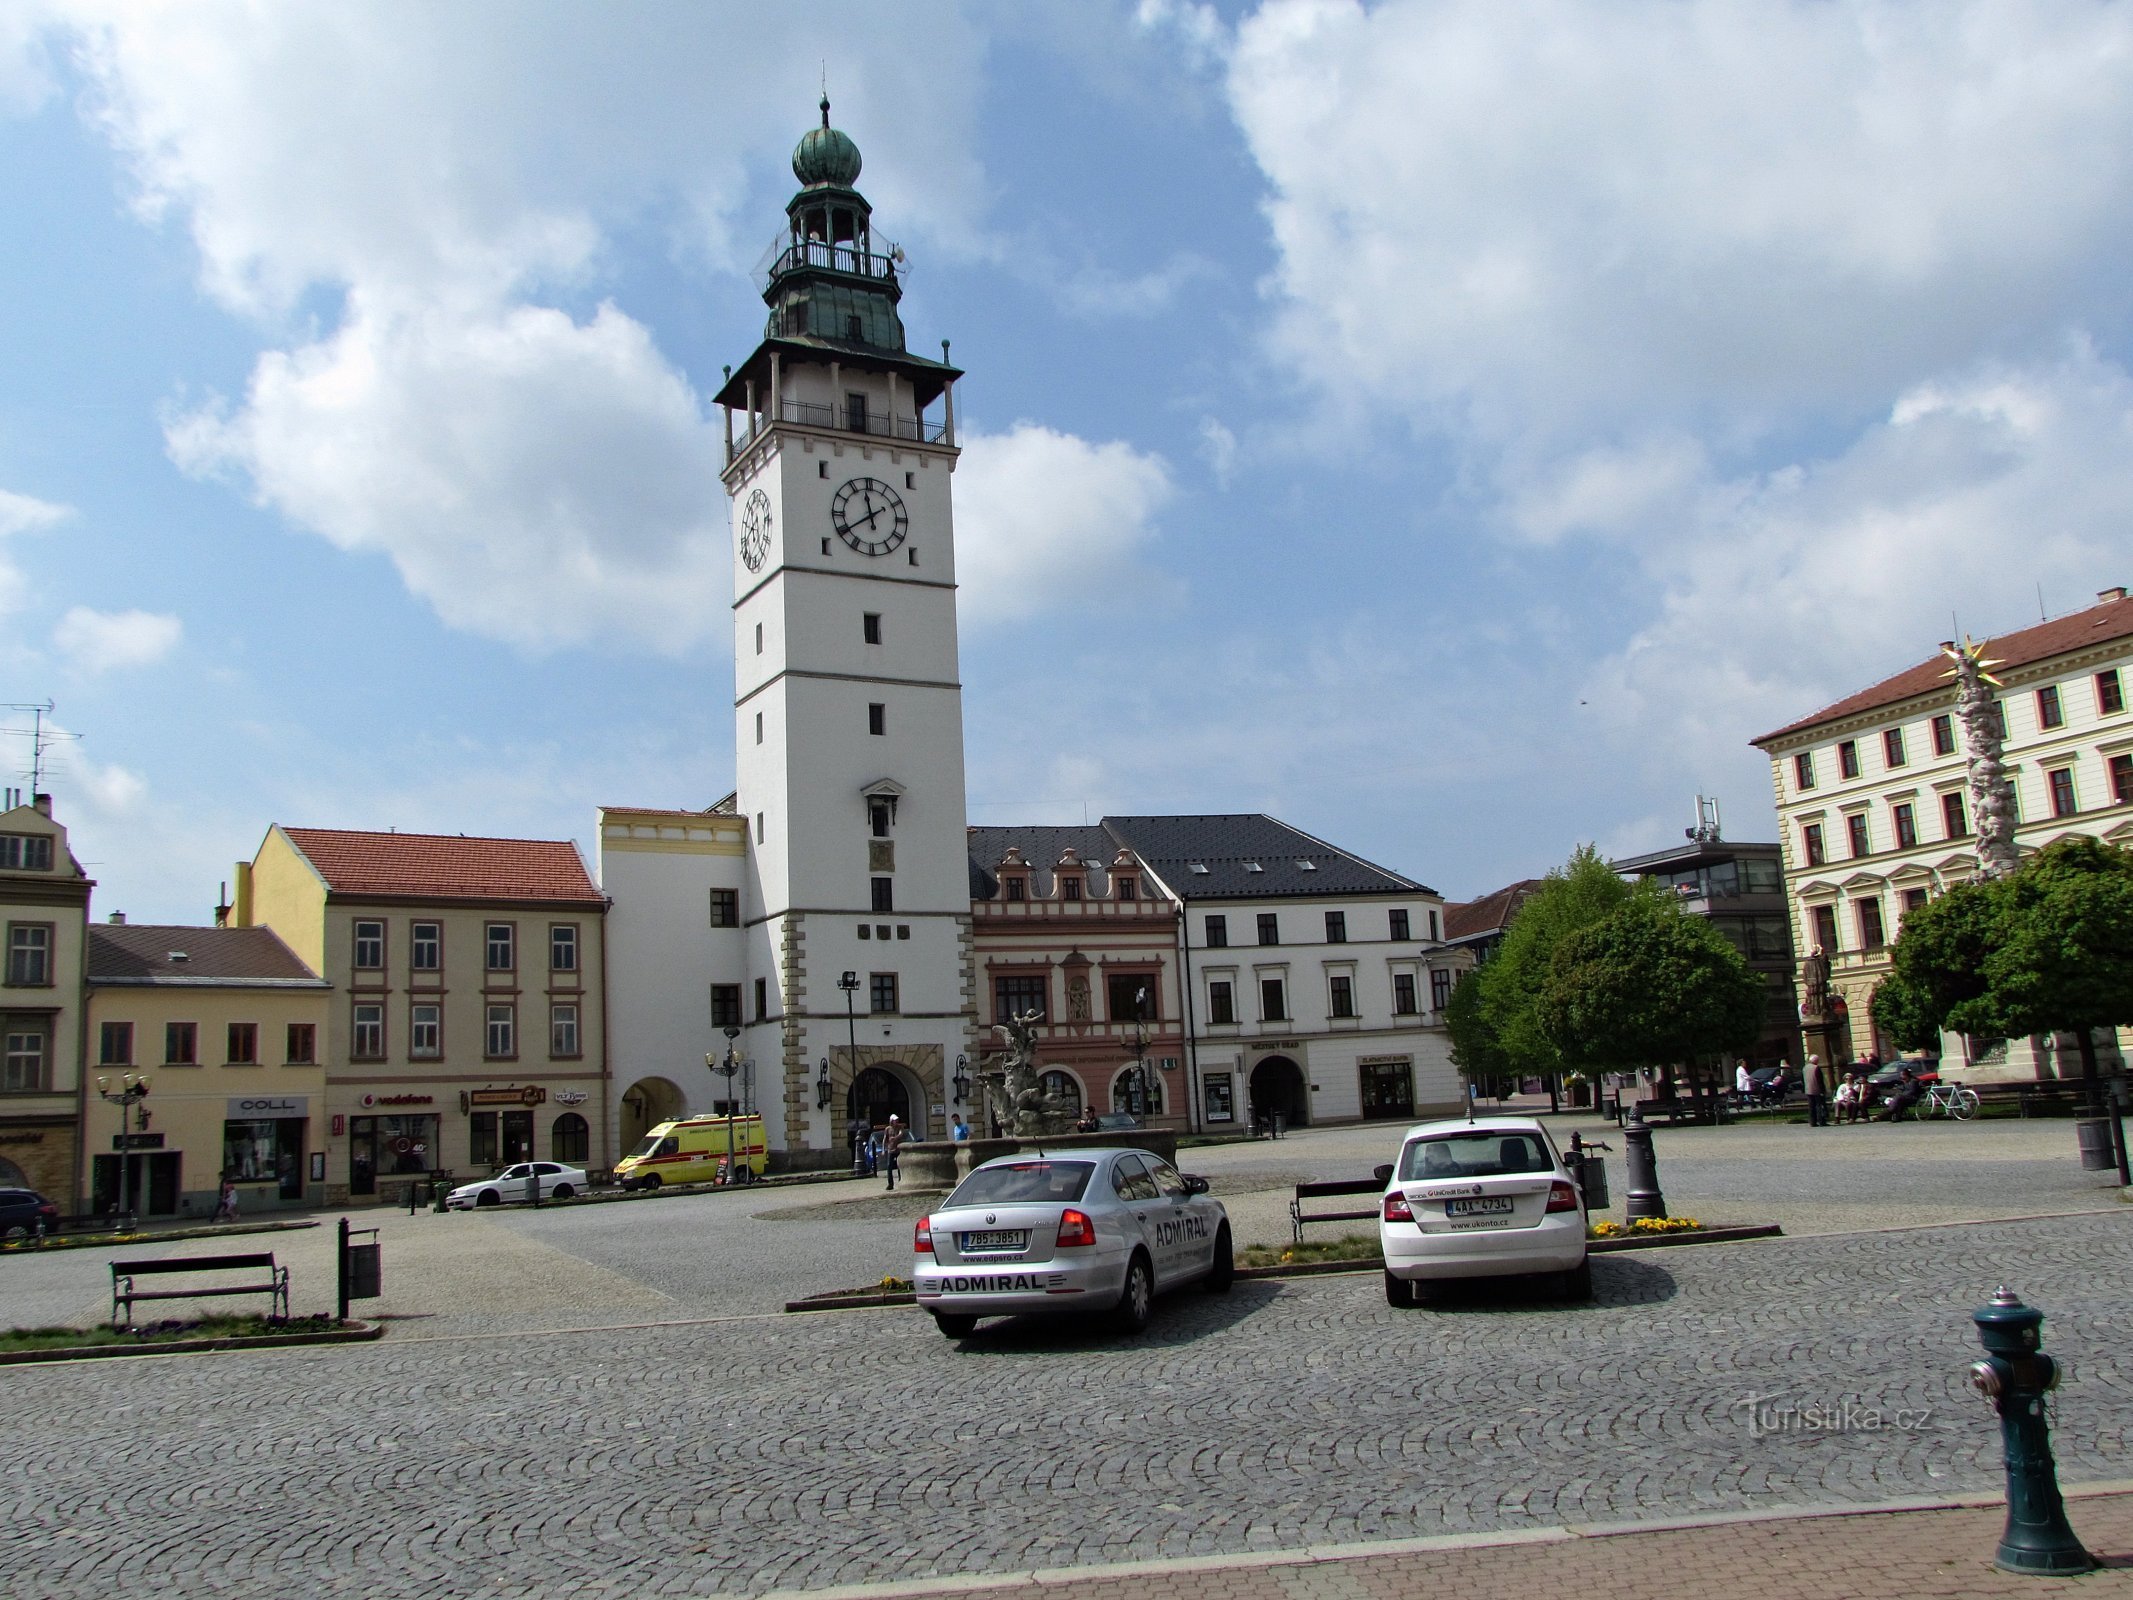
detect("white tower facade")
(714, 100), (975, 1149)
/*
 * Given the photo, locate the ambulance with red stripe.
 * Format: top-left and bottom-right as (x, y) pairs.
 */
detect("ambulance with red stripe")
(614, 1115), (769, 1187)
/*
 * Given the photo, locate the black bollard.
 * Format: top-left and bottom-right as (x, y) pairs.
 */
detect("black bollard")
(1620, 1102), (1666, 1221)
(1968, 1287), (2091, 1575)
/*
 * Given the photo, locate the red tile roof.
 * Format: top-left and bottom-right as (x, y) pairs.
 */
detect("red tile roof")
(1755, 590), (2133, 745)
(1443, 879), (1545, 942)
(280, 828), (604, 905)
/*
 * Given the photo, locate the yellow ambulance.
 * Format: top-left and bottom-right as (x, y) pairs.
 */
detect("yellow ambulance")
(614, 1115), (770, 1188)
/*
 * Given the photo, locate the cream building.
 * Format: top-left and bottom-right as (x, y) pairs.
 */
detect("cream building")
(1752, 586), (2133, 1075)
(0, 794), (90, 1204)
(235, 826), (610, 1203)
(85, 922), (330, 1216)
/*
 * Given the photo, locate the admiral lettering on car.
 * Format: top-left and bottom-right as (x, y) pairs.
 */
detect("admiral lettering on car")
(918, 1271), (1071, 1294)
(1152, 1213), (1211, 1247)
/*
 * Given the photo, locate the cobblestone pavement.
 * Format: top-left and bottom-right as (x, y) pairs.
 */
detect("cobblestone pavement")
(6, 1211), (2132, 1599)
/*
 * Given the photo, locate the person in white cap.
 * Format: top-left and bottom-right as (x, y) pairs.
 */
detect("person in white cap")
(883, 1114), (904, 1191)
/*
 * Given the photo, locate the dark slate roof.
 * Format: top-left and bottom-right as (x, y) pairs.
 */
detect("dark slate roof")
(1101, 814), (1430, 900)
(967, 825), (1122, 899)
(89, 925), (327, 987)
(1753, 589), (2133, 744)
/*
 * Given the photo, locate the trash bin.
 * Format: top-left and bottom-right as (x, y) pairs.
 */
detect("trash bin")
(1576, 1150), (1611, 1209)
(346, 1239), (382, 1299)
(2076, 1118), (2115, 1171)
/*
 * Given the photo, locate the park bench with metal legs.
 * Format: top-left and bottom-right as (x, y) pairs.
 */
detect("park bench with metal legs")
(110, 1253), (290, 1327)
(1290, 1166), (1394, 1243)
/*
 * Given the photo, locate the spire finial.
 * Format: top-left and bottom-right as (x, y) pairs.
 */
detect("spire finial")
(820, 63), (830, 128)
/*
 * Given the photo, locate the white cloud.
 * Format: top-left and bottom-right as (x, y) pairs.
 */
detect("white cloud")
(40, 3), (990, 651)
(1228, 0), (2133, 440)
(955, 423), (1174, 624)
(1197, 416), (1239, 488)
(53, 606), (183, 671)
(1583, 346), (2133, 763)
(166, 294), (730, 652)
(0, 487), (70, 616)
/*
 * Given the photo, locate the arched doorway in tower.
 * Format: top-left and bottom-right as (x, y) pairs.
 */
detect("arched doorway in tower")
(848, 1065), (911, 1130)
(1250, 1055), (1310, 1132)
(619, 1076), (686, 1156)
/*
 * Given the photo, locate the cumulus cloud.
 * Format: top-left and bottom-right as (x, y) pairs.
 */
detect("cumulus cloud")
(1228, 0), (2133, 439)
(37, 2), (989, 652)
(53, 606), (183, 671)
(0, 488), (70, 615)
(955, 423), (1174, 623)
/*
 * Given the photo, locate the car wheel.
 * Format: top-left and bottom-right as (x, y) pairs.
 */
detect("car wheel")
(641, 1174), (661, 1189)
(551, 1184), (574, 1199)
(933, 1312), (978, 1338)
(475, 1190), (501, 1207)
(1384, 1268), (1417, 1309)
(1203, 1225), (1234, 1294)
(1112, 1252), (1155, 1334)
(1559, 1258), (1594, 1301)
(1, 1223), (27, 1242)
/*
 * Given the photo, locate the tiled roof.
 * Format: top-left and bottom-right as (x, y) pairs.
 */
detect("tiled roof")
(1754, 589), (2133, 744)
(1102, 814), (1429, 900)
(598, 804), (733, 818)
(1443, 880), (1545, 943)
(89, 924), (326, 985)
(280, 828), (604, 905)
(968, 825), (1122, 899)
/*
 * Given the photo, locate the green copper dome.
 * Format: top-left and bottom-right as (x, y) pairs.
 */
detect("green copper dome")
(793, 97), (862, 188)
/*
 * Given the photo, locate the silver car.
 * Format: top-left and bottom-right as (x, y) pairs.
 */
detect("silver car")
(913, 1147), (1233, 1337)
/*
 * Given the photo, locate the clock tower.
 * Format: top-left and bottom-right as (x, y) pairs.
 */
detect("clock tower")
(714, 100), (973, 1151)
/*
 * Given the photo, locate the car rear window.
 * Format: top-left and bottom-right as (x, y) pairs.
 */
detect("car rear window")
(1399, 1131), (1552, 1181)
(948, 1160), (1095, 1207)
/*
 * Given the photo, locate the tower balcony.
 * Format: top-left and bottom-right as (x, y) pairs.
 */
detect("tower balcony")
(755, 237), (901, 291)
(739, 397), (951, 451)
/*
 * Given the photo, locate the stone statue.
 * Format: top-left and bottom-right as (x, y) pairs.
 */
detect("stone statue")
(1943, 637), (2021, 880)
(1800, 943), (1830, 1024)
(1067, 976), (1090, 1022)
(991, 1008), (1073, 1137)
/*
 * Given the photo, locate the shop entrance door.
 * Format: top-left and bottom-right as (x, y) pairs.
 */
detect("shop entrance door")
(502, 1110), (534, 1162)
(91, 1152), (182, 1217)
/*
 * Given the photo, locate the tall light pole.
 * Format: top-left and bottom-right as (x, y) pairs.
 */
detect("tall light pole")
(1132, 985), (1154, 1121)
(840, 971), (863, 1174)
(706, 1023), (742, 1184)
(96, 1072), (151, 1229)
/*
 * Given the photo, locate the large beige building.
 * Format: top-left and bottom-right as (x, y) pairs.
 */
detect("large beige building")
(85, 922), (330, 1217)
(235, 827), (610, 1203)
(1753, 586), (2133, 1074)
(0, 795), (90, 1203)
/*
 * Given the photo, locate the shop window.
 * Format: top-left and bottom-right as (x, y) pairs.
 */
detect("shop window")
(551, 1112), (590, 1164)
(222, 1116), (306, 1199)
(1038, 1070), (1081, 1114)
(469, 1113), (499, 1169)
(349, 1114), (435, 1192)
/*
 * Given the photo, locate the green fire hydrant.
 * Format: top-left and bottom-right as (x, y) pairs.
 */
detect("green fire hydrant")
(1967, 1286), (2092, 1576)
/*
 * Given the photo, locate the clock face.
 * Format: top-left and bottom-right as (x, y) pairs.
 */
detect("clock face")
(739, 488), (773, 573)
(830, 477), (909, 556)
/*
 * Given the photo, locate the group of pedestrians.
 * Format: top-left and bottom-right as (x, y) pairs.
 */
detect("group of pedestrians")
(1799, 1051), (1923, 1125)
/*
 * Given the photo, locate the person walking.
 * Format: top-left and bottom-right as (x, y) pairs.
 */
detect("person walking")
(213, 1175), (240, 1222)
(1804, 1054), (1828, 1127)
(882, 1114), (904, 1191)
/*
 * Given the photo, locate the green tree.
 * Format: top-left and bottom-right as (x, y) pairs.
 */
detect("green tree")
(1536, 892), (1765, 1076)
(1472, 845), (1635, 1086)
(1883, 836), (2133, 1110)
(1443, 968), (1510, 1091)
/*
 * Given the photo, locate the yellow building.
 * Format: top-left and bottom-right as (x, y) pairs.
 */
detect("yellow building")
(236, 826), (610, 1204)
(0, 794), (90, 1205)
(85, 921), (330, 1217)
(1753, 586), (2133, 1075)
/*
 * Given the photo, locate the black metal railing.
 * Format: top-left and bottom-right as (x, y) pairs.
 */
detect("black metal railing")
(739, 400), (950, 448)
(757, 239), (899, 288)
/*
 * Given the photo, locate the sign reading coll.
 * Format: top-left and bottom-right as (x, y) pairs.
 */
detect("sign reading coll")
(227, 1096), (309, 1118)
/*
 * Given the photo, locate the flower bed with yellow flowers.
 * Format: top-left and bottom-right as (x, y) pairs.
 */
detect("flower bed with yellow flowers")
(1589, 1216), (1702, 1238)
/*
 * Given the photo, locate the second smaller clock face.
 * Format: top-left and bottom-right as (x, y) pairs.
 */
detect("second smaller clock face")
(831, 477), (910, 556)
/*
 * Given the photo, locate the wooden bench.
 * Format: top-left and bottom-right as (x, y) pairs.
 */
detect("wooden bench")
(1970, 1081), (2082, 1118)
(110, 1253), (290, 1328)
(1290, 1167), (1394, 1243)
(1634, 1097), (1725, 1127)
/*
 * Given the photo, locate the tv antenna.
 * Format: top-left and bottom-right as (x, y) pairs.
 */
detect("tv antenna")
(0, 702), (77, 798)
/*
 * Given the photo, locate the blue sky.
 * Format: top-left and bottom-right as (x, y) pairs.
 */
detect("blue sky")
(5, 1), (2133, 922)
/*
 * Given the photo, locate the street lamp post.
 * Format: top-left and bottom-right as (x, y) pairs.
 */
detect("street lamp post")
(706, 1023), (743, 1184)
(1132, 985), (1155, 1122)
(839, 971), (863, 1174)
(96, 1073), (152, 1230)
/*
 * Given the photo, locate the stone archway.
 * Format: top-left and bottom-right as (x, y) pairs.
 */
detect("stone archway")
(1251, 1055), (1310, 1131)
(0, 1156), (25, 1188)
(619, 1076), (686, 1154)
(848, 1064), (913, 1129)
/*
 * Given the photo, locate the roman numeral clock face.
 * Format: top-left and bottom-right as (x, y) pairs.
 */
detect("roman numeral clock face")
(831, 477), (909, 556)
(738, 487), (773, 573)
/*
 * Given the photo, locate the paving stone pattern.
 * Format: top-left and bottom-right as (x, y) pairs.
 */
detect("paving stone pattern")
(6, 1212), (2132, 1600)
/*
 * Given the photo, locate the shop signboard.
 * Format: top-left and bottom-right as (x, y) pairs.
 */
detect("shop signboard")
(227, 1096), (309, 1118)
(466, 1086), (546, 1109)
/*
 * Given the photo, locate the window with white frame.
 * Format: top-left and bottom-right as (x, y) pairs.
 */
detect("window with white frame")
(485, 1003), (516, 1058)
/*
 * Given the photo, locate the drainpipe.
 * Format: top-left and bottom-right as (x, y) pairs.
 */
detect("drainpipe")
(1178, 898), (1202, 1135)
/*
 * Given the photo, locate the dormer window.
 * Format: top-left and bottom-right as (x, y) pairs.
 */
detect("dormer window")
(1004, 877), (1026, 902)
(1061, 877), (1082, 901)
(1116, 876), (1137, 900)
(1244, 862), (1264, 874)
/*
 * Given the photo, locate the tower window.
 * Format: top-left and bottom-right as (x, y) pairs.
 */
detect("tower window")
(755, 622), (763, 654)
(819, 460), (828, 479)
(846, 316), (863, 342)
(755, 712), (763, 744)
(870, 972), (899, 1013)
(756, 812), (765, 844)
(870, 799), (892, 838)
(754, 978), (769, 1020)
(868, 703), (885, 736)
(905, 472), (915, 489)
(846, 392), (868, 432)
(863, 612), (881, 644)
(872, 877), (894, 914)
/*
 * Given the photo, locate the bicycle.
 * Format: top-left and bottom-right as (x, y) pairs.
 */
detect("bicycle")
(1916, 1081), (1981, 1121)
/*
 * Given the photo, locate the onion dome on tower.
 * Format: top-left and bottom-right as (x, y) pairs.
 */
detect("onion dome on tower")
(792, 96), (862, 189)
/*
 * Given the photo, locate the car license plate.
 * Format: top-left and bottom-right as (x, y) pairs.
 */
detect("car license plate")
(958, 1229), (1029, 1251)
(1445, 1197), (1515, 1217)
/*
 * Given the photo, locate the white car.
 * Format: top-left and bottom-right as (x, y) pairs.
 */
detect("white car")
(914, 1148), (1233, 1337)
(1378, 1117), (1589, 1306)
(446, 1161), (587, 1209)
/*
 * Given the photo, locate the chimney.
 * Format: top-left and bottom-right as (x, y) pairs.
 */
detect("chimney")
(2100, 586), (2128, 604)
(214, 879), (231, 928)
(31, 793), (51, 817)
(107, 911), (126, 925)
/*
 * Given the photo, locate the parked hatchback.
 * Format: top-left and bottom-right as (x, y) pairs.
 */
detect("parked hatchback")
(914, 1148), (1232, 1337)
(1378, 1117), (1589, 1306)
(0, 1187), (61, 1240)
